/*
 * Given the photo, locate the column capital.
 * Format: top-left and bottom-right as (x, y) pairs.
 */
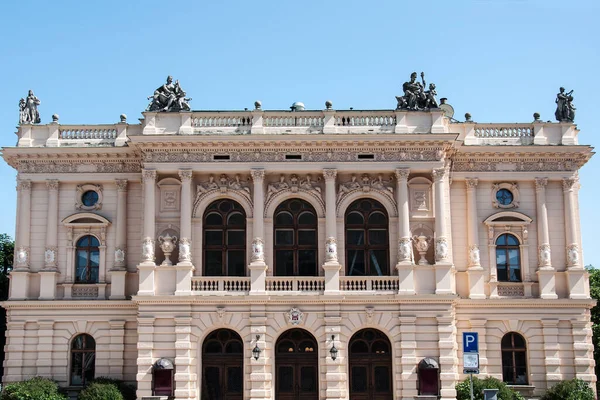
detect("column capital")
(46, 179), (59, 191)
(395, 168), (410, 181)
(323, 168), (337, 181)
(465, 178), (478, 189)
(142, 169), (157, 183)
(178, 169), (193, 182)
(562, 177), (579, 192)
(250, 169), (265, 182)
(432, 168), (447, 182)
(115, 179), (128, 191)
(17, 179), (31, 191)
(535, 177), (548, 191)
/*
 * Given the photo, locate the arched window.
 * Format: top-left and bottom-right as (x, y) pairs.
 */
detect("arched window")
(274, 199), (318, 276)
(70, 334), (95, 386)
(203, 199), (246, 276)
(275, 329), (318, 399)
(501, 332), (528, 385)
(496, 234), (521, 282)
(349, 329), (393, 400)
(202, 329), (243, 399)
(76, 235), (100, 283)
(345, 199), (389, 276)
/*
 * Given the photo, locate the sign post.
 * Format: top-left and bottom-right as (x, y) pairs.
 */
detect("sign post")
(462, 332), (480, 400)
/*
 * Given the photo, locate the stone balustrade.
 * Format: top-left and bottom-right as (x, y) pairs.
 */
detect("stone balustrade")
(15, 109), (579, 147)
(265, 276), (325, 292)
(190, 277), (250, 292)
(339, 276), (400, 292)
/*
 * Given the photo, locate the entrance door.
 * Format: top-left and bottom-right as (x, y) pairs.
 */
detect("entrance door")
(348, 329), (393, 400)
(275, 329), (319, 400)
(202, 329), (243, 400)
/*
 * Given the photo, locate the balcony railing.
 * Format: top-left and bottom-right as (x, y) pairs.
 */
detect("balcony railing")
(339, 276), (399, 292)
(266, 277), (325, 292)
(59, 126), (118, 140)
(191, 277), (250, 292)
(472, 123), (535, 145)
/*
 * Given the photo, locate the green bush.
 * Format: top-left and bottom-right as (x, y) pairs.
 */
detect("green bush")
(540, 378), (594, 400)
(88, 378), (135, 400)
(456, 376), (525, 400)
(77, 382), (123, 400)
(1, 377), (66, 400)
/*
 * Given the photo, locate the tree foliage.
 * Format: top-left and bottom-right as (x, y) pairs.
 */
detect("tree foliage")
(0, 377), (67, 400)
(540, 378), (594, 400)
(587, 266), (600, 392)
(77, 382), (123, 400)
(456, 376), (525, 400)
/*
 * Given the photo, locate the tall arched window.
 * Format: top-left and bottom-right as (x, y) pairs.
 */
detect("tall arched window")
(496, 234), (521, 282)
(501, 332), (528, 385)
(274, 199), (318, 276)
(345, 199), (389, 276)
(202, 329), (243, 399)
(76, 235), (100, 283)
(203, 199), (246, 276)
(70, 334), (96, 386)
(349, 329), (393, 400)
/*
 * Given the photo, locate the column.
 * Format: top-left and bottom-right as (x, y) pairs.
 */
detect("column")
(323, 169), (341, 294)
(536, 178), (558, 299)
(399, 316), (418, 398)
(249, 169), (267, 294)
(11, 179), (31, 300)
(542, 319), (562, 382)
(136, 316), (155, 398)
(249, 313), (271, 400)
(174, 316), (195, 400)
(39, 180), (59, 300)
(110, 180), (128, 300)
(138, 170), (157, 296)
(324, 314), (345, 400)
(563, 177), (586, 298)
(395, 168), (415, 295)
(175, 170), (194, 295)
(437, 316), (458, 400)
(432, 168), (453, 294)
(466, 178), (485, 299)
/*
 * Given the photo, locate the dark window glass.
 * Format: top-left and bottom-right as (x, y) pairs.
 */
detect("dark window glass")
(70, 334), (95, 386)
(203, 367), (221, 398)
(278, 366), (294, 392)
(203, 200), (246, 276)
(75, 236), (99, 284)
(501, 332), (528, 385)
(351, 366), (368, 392)
(496, 234), (521, 282)
(81, 190), (99, 207)
(374, 366), (391, 392)
(496, 188), (514, 206)
(227, 367), (243, 393)
(205, 341), (222, 353)
(345, 199), (389, 276)
(300, 366), (317, 392)
(274, 199), (318, 276)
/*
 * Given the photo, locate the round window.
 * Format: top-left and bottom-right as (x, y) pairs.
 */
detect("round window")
(496, 188), (514, 206)
(82, 190), (99, 207)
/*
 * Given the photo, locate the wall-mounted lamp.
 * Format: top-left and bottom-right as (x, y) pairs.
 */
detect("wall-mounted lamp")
(252, 335), (261, 360)
(330, 335), (338, 361)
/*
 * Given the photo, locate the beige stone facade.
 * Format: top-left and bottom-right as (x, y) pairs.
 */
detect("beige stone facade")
(1, 105), (595, 399)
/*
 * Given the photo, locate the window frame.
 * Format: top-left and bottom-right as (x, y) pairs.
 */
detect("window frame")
(273, 199), (318, 276)
(202, 199), (247, 277)
(501, 332), (528, 385)
(70, 334), (96, 386)
(344, 199), (390, 276)
(495, 233), (522, 282)
(75, 235), (100, 284)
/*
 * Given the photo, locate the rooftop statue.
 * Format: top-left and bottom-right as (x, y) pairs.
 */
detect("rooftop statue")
(146, 76), (191, 112)
(18, 90), (41, 124)
(396, 72), (440, 111)
(555, 87), (575, 122)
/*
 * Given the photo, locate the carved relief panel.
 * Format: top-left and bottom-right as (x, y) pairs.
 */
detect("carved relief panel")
(157, 178), (181, 213)
(408, 177), (433, 217)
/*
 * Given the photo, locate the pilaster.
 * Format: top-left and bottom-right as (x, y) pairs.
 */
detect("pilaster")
(136, 317), (155, 398)
(36, 321), (54, 378)
(395, 168), (415, 295)
(3, 321), (26, 382)
(249, 315), (271, 400)
(249, 169), (267, 294)
(432, 168), (453, 295)
(399, 316), (418, 399)
(571, 320), (596, 386)
(108, 320), (126, 377)
(469, 320), (487, 374)
(176, 170), (194, 295)
(437, 315), (458, 400)
(174, 316), (195, 400)
(110, 179), (128, 300)
(324, 315), (345, 400)
(14, 179), (31, 272)
(535, 177), (558, 299)
(466, 178), (485, 299)
(542, 319), (562, 383)
(323, 169), (341, 294)
(138, 170), (157, 296)
(563, 177), (586, 299)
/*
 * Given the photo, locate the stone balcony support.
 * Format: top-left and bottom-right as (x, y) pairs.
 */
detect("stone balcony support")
(466, 178), (485, 299)
(535, 178), (557, 299)
(110, 179), (128, 300)
(395, 168), (415, 295)
(432, 168), (453, 295)
(323, 169), (341, 294)
(175, 170), (194, 296)
(563, 177), (586, 299)
(249, 169), (267, 294)
(138, 170), (157, 296)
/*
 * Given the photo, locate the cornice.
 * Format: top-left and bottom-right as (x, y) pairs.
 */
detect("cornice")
(456, 298), (596, 309)
(452, 149), (592, 172)
(1, 300), (137, 310)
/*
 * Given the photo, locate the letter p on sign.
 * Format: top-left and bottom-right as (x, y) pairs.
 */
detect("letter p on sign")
(463, 332), (479, 353)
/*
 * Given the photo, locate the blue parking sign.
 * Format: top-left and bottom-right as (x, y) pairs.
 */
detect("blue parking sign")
(463, 332), (479, 353)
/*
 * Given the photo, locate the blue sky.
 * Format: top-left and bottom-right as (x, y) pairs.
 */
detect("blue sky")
(1, 0), (599, 265)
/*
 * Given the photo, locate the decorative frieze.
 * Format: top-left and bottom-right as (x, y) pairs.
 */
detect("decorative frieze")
(453, 156), (587, 172)
(497, 284), (525, 297)
(18, 160), (140, 174)
(194, 174), (252, 211)
(337, 173), (394, 205)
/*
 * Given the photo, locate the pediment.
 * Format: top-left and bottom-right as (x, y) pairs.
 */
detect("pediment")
(62, 212), (111, 227)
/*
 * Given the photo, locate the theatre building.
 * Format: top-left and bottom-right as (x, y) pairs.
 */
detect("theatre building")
(1, 77), (596, 399)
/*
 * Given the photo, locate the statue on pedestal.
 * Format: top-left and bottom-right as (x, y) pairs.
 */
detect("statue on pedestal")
(146, 76), (191, 112)
(19, 90), (41, 124)
(396, 72), (440, 111)
(555, 87), (575, 122)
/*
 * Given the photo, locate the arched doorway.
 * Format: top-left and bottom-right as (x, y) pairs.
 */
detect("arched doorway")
(275, 329), (318, 400)
(201, 329), (243, 400)
(348, 329), (393, 400)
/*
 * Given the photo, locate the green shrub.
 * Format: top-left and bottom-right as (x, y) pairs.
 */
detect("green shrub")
(77, 382), (123, 400)
(540, 378), (594, 400)
(88, 378), (135, 400)
(1, 377), (66, 400)
(456, 376), (525, 400)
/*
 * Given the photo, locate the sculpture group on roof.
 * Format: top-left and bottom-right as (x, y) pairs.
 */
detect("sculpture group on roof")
(555, 87), (576, 122)
(396, 72), (439, 111)
(18, 90), (41, 124)
(146, 76), (191, 112)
